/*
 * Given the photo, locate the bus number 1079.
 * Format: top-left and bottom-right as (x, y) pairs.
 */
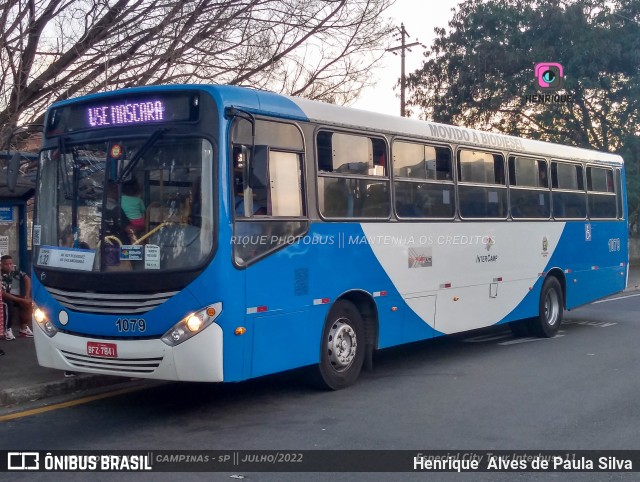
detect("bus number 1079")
(115, 318), (146, 333)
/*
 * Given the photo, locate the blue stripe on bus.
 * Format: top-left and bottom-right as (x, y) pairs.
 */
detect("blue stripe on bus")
(498, 220), (627, 326)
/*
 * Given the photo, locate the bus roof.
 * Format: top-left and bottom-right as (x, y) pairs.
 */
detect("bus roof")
(50, 84), (623, 167)
(285, 96), (623, 167)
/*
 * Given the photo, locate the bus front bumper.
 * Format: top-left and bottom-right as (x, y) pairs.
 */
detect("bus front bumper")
(33, 322), (224, 382)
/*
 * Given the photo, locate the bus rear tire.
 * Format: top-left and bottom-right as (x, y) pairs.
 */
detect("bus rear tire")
(527, 276), (563, 338)
(314, 300), (365, 390)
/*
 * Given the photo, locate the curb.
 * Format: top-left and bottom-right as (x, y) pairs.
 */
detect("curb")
(0, 374), (126, 408)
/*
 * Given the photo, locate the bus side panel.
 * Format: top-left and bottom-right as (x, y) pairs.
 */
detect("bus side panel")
(186, 218), (250, 382)
(361, 222), (566, 335)
(434, 280), (542, 334)
(402, 295), (437, 344)
(565, 266), (626, 309)
(245, 231), (322, 378)
(498, 220), (627, 320)
(496, 279), (543, 325)
(251, 309), (324, 378)
(378, 293), (413, 348)
(245, 223), (413, 378)
(547, 221), (627, 309)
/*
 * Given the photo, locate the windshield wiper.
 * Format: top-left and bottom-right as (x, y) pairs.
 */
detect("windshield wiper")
(117, 127), (169, 183)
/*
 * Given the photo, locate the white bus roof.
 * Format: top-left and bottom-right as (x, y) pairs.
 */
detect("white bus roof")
(287, 96), (623, 167)
(49, 84), (623, 167)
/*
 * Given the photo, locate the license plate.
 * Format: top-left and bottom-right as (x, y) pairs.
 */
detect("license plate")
(87, 342), (118, 358)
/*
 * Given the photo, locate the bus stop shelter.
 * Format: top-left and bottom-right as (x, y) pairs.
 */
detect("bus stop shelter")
(0, 151), (37, 274)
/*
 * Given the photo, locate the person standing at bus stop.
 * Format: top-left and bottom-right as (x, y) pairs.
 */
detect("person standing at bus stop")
(1, 255), (33, 340)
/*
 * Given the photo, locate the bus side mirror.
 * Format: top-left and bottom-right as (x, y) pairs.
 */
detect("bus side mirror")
(8, 153), (20, 192)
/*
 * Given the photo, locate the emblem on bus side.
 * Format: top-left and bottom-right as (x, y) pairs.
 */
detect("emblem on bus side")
(485, 237), (495, 251)
(408, 248), (432, 268)
(542, 237), (549, 258)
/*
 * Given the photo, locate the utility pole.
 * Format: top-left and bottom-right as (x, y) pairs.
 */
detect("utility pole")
(386, 24), (422, 117)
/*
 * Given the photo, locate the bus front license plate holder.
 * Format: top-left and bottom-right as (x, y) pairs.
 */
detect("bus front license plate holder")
(87, 341), (118, 358)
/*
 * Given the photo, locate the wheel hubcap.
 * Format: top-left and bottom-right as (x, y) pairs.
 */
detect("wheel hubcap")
(327, 319), (357, 371)
(544, 289), (560, 326)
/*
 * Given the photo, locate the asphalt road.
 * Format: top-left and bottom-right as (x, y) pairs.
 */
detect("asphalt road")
(2, 292), (640, 481)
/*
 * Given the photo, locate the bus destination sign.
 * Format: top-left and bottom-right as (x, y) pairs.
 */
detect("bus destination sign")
(46, 92), (198, 135)
(87, 100), (165, 127)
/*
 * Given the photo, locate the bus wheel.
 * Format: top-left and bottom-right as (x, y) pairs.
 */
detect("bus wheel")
(528, 277), (563, 338)
(316, 300), (365, 390)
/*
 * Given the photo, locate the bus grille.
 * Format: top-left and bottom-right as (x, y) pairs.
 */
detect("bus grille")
(46, 287), (179, 314)
(60, 350), (163, 374)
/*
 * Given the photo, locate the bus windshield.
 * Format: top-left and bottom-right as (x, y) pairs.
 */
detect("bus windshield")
(34, 136), (214, 273)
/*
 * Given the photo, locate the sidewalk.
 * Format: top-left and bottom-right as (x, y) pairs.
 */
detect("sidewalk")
(2, 265), (640, 410)
(0, 335), (126, 408)
(627, 264), (640, 292)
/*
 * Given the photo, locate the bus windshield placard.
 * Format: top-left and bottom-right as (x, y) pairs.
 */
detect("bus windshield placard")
(46, 93), (198, 135)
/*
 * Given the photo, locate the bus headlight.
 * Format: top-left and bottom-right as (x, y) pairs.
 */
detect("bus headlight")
(33, 305), (58, 338)
(161, 302), (222, 347)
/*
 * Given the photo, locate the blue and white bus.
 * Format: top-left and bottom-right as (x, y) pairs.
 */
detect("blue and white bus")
(32, 85), (628, 389)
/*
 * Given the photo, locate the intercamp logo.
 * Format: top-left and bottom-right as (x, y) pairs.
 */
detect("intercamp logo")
(7, 452), (40, 470)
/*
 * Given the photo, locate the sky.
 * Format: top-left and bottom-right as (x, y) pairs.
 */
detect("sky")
(351, 0), (464, 117)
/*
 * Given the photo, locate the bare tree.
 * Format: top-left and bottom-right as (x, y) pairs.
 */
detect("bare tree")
(0, 0), (393, 148)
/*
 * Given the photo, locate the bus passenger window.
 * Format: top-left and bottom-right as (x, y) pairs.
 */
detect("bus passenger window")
(269, 151), (302, 217)
(458, 150), (504, 185)
(318, 130), (390, 219)
(587, 166), (616, 219)
(230, 118), (308, 266)
(371, 138), (387, 176)
(321, 177), (355, 217)
(362, 183), (389, 217)
(457, 149), (506, 219)
(508, 156), (550, 219)
(392, 141), (454, 219)
(232, 145), (270, 216)
(551, 161), (587, 219)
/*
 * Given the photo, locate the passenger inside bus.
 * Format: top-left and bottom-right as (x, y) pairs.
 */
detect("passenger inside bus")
(121, 178), (146, 237)
(362, 183), (389, 217)
(103, 181), (132, 243)
(60, 226), (91, 249)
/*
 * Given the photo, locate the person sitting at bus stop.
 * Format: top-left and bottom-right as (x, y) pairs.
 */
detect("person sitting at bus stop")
(1, 255), (33, 340)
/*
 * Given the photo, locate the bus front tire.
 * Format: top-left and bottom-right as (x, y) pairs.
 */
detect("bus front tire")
(314, 300), (365, 390)
(527, 276), (563, 338)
